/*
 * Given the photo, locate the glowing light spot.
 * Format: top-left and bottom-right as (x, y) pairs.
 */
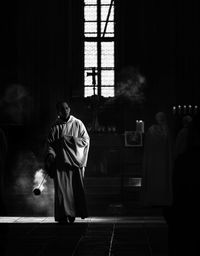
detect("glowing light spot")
(33, 169), (47, 193)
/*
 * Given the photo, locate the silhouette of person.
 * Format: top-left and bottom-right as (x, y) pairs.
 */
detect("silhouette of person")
(142, 112), (173, 207)
(169, 111), (200, 255)
(45, 101), (90, 224)
(174, 115), (192, 160)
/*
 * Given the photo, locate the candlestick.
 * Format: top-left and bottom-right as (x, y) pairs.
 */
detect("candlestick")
(188, 105), (192, 115)
(183, 105), (187, 114)
(194, 105), (198, 115)
(172, 106), (176, 115)
(178, 105), (181, 114)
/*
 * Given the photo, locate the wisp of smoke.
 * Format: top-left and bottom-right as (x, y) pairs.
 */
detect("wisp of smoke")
(115, 66), (146, 103)
(4, 84), (28, 103)
(12, 150), (54, 216)
(0, 83), (31, 124)
(33, 168), (47, 194)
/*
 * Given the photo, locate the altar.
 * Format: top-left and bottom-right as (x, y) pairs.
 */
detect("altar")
(84, 133), (144, 213)
(86, 133), (144, 178)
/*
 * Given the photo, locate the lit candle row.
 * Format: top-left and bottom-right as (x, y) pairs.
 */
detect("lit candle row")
(87, 125), (117, 133)
(172, 105), (198, 115)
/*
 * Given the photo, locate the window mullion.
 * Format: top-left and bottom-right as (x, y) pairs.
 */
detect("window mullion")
(97, 0), (101, 96)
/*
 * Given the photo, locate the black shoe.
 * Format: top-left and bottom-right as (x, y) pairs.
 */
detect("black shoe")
(68, 216), (75, 223)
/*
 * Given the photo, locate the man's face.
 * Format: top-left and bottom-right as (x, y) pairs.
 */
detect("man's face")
(59, 102), (70, 120)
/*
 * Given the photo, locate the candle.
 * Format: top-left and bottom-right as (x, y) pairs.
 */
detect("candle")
(188, 105), (192, 114)
(136, 120), (144, 133)
(178, 105), (181, 114)
(112, 126), (116, 133)
(194, 105), (198, 114)
(172, 106), (176, 115)
(183, 105), (187, 114)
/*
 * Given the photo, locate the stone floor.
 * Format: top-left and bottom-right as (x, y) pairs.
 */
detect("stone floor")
(0, 216), (168, 256)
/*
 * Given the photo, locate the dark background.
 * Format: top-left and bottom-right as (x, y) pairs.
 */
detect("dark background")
(1, 0), (199, 127)
(0, 0), (199, 216)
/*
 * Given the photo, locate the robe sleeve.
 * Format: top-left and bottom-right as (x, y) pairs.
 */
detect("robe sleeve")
(46, 127), (57, 159)
(62, 121), (90, 167)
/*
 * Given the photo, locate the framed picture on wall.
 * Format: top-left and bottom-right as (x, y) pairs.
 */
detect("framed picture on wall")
(124, 131), (143, 147)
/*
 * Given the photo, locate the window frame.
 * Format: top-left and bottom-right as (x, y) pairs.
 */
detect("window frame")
(84, 0), (115, 97)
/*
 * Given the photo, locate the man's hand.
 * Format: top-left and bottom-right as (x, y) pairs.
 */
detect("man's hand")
(45, 154), (55, 178)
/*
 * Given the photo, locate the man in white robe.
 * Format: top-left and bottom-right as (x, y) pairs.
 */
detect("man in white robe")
(45, 101), (90, 223)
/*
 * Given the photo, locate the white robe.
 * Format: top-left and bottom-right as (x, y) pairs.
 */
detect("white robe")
(46, 115), (90, 220)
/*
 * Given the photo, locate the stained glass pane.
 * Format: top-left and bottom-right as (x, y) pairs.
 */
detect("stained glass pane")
(84, 0), (97, 5)
(84, 86), (98, 97)
(84, 42), (97, 67)
(101, 42), (114, 67)
(85, 22), (97, 34)
(101, 5), (114, 21)
(84, 6), (97, 21)
(101, 55), (114, 67)
(101, 22), (114, 36)
(101, 87), (115, 97)
(101, 0), (112, 4)
(101, 70), (114, 85)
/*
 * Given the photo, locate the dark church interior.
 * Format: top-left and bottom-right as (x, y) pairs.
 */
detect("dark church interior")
(0, 0), (200, 255)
